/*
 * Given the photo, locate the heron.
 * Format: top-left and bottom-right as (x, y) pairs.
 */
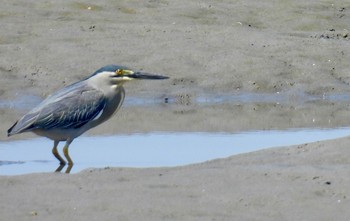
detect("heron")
(7, 65), (168, 172)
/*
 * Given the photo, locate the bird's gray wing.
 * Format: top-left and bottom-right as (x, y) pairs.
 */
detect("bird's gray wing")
(8, 83), (106, 135)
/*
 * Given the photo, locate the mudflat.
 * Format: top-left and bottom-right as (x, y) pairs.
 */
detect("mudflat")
(1, 0), (350, 220)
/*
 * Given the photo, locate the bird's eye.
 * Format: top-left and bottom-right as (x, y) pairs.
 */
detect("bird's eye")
(116, 69), (123, 75)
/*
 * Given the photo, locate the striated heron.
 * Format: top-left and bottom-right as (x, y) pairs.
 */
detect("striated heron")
(7, 65), (168, 172)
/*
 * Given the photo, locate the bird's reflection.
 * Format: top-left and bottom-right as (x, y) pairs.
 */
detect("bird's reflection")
(55, 163), (73, 173)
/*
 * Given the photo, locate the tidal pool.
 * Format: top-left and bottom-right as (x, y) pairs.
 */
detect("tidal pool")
(1, 128), (350, 175)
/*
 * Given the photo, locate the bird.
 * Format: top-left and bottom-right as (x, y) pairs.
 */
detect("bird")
(7, 65), (169, 172)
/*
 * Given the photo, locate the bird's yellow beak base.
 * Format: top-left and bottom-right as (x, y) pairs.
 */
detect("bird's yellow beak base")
(116, 69), (134, 76)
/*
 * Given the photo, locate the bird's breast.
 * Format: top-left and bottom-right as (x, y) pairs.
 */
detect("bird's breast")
(91, 86), (125, 126)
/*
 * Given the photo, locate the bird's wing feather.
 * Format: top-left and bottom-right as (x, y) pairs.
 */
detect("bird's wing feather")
(8, 83), (106, 135)
(34, 89), (106, 129)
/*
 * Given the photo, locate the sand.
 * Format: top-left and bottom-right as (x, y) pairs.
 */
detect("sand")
(1, 0), (350, 220)
(2, 138), (350, 220)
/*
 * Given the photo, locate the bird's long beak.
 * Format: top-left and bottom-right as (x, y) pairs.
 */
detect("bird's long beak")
(115, 69), (169, 81)
(129, 71), (169, 80)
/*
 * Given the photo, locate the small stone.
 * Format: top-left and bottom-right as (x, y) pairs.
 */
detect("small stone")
(30, 211), (38, 216)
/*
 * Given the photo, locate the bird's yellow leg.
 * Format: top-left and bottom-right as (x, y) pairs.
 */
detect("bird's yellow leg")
(52, 141), (66, 165)
(63, 140), (74, 174)
(65, 164), (73, 174)
(63, 140), (73, 166)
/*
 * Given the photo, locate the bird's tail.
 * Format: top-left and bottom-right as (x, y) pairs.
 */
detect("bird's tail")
(7, 121), (18, 137)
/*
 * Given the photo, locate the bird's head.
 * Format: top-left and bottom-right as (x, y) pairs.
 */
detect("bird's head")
(88, 65), (169, 89)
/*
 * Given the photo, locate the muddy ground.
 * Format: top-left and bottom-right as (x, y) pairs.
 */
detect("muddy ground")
(1, 0), (350, 220)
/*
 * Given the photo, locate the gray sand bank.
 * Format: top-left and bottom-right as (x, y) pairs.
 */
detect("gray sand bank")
(1, 0), (350, 220)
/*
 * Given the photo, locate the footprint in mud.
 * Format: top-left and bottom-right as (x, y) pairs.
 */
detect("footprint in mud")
(175, 94), (192, 106)
(171, 77), (196, 87)
(172, 93), (196, 115)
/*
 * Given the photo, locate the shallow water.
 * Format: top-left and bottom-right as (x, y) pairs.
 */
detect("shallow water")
(3, 92), (350, 109)
(1, 128), (350, 175)
(2, 92), (350, 175)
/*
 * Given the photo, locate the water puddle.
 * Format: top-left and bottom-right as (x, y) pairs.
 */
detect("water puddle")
(1, 128), (350, 175)
(3, 92), (350, 110)
(0, 95), (42, 109)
